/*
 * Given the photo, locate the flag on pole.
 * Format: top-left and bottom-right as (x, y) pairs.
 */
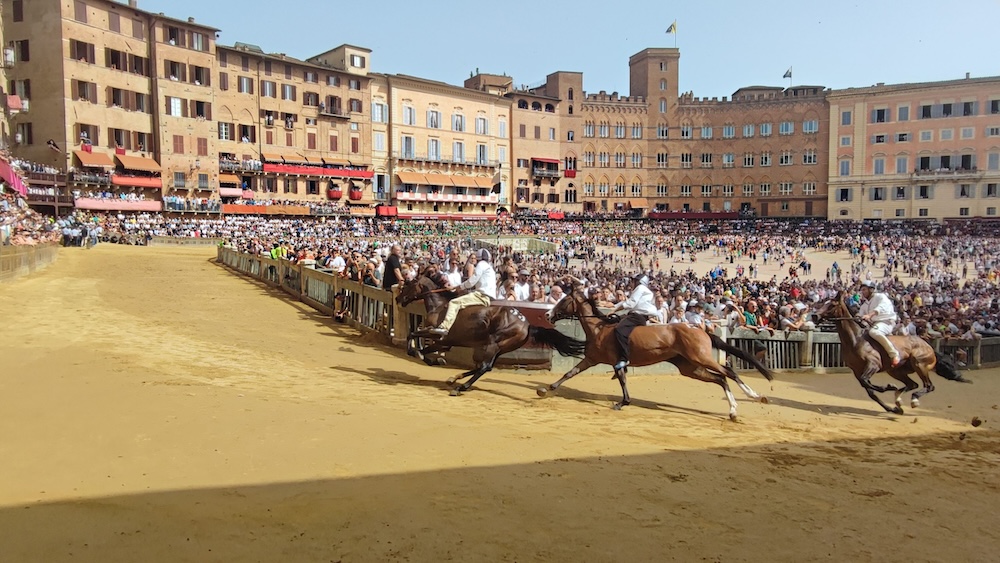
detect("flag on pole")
(783, 68), (792, 79)
(666, 20), (677, 34)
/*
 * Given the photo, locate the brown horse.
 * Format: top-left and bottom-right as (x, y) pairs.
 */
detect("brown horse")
(538, 286), (775, 420)
(815, 292), (968, 414)
(396, 274), (586, 396)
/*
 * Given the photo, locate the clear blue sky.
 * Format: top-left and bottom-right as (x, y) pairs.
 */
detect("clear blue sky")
(140, 0), (1000, 98)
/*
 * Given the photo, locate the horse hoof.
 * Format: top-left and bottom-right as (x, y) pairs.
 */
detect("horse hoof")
(536, 386), (549, 398)
(446, 376), (457, 385)
(729, 413), (739, 422)
(435, 357), (447, 366)
(449, 388), (462, 397)
(892, 406), (905, 415)
(911, 398), (920, 409)
(758, 396), (769, 405)
(612, 403), (623, 411)
(407, 348), (418, 358)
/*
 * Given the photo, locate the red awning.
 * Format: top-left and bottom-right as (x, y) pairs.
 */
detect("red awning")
(531, 157), (560, 164)
(6, 95), (23, 111)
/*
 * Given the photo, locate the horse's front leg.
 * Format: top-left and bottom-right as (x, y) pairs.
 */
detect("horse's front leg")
(611, 366), (631, 410)
(536, 357), (597, 397)
(452, 348), (501, 396)
(856, 365), (904, 414)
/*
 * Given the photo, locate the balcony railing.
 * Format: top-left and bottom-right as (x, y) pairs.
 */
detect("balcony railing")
(914, 167), (980, 177)
(27, 172), (68, 184)
(531, 168), (560, 178)
(319, 108), (349, 119)
(392, 151), (499, 168)
(71, 171), (111, 185)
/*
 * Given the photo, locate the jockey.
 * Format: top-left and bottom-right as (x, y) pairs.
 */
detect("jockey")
(428, 248), (497, 335)
(611, 273), (658, 373)
(858, 280), (901, 367)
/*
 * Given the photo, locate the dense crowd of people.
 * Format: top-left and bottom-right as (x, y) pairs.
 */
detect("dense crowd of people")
(5, 197), (1000, 353)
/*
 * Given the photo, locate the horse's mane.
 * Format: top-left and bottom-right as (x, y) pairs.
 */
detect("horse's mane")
(585, 293), (615, 324)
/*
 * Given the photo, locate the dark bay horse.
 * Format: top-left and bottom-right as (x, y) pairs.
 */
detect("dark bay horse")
(539, 286), (775, 420)
(815, 292), (967, 414)
(396, 274), (586, 396)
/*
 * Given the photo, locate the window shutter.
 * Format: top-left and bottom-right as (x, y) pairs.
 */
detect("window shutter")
(189, 100), (196, 119)
(205, 103), (212, 121)
(165, 96), (171, 114)
(220, 73), (228, 91)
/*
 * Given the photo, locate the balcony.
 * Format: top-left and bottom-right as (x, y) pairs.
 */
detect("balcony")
(392, 151), (499, 168)
(27, 171), (68, 185)
(261, 162), (374, 179)
(319, 107), (349, 119)
(71, 171), (111, 185)
(531, 167), (560, 178)
(914, 167), (981, 178)
(395, 190), (426, 202)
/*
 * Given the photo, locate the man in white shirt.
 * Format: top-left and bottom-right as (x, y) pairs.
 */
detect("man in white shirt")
(329, 248), (346, 275)
(858, 280), (901, 367)
(610, 274), (658, 374)
(513, 269), (532, 301)
(429, 248), (497, 336)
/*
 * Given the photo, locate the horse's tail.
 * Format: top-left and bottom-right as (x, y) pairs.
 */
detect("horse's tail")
(709, 333), (775, 381)
(529, 326), (587, 357)
(933, 352), (972, 383)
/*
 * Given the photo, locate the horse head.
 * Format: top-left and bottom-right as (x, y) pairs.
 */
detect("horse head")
(547, 285), (585, 323)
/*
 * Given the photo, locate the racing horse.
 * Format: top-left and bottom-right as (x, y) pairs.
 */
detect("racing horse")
(538, 285), (775, 420)
(815, 291), (968, 414)
(395, 272), (586, 396)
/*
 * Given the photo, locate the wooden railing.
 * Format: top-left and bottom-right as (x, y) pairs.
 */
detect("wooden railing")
(0, 244), (58, 283)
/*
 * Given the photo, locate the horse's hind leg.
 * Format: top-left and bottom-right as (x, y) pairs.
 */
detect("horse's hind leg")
(888, 371), (919, 409)
(677, 362), (740, 421)
(909, 362), (936, 408)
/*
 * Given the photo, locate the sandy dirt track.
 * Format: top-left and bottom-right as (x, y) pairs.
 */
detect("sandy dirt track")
(1, 245), (998, 563)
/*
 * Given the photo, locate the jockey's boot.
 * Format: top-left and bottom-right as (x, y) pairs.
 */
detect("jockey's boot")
(427, 326), (448, 336)
(613, 359), (628, 371)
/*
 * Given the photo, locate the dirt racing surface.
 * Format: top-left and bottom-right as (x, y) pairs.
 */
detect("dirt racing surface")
(1, 246), (998, 563)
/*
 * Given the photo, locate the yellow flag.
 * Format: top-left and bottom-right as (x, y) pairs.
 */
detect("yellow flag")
(666, 21), (677, 34)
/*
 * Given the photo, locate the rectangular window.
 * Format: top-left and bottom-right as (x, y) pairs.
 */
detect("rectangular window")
(700, 153), (712, 167)
(427, 110), (441, 128)
(840, 135), (851, 146)
(475, 116), (488, 135)
(872, 187), (885, 201)
(657, 125), (669, 139)
(779, 151), (793, 165)
(803, 182), (816, 195)
(896, 156), (908, 174)
(132, 20), (144, 40)
(329, 135), (338, 152)
(74, 1), (87, 22)
(307, 132), (316, 150)
(802, 120), (819, 134)
(760, 152), (771, 166)
(839, 160), (851, 176)
(841, 110), (852, 126)
(940, 129), (953, 141)
(218, 122), (232, 141)
(499, 119), (507, 138)
(403, 106), (415, 125)
(989, 153), (1000, 170)
(452, 113), (465, 132)
(191, 33), (206, 52)
(108, 12), (120, 33)
(759, 183), (771, 196)
(373, 132), (385, 152)
(873, 134), (886, 144)
(779, 182), (794, 195)
(281, 84), (296, 101)
(70, 40), (94, 64)
(534, 126), (541, 139)
(918, 185), (930, 199)
(518, 124), (526, 138)
(173, 172), (185, 188)
(896, 132), (910, 142)
(261, 81), (276, 98)
(679, 153), (691, 168)
(351, 137), (359, 154)
(722, 153), (735, 168)
(779, 121), (794, 135)
(872, 108), (888, 123)
(743, 184), (754, 196)
(743, 153), (754, 167)
(873, 158), (885, 175)
(680, 185), (691, 197)
(722, 125), (735, 138)
(12, 0), (23, 21)
(759, 123), (772, 136)
(477, 144), (488, 165)
(701, 185), (712, 197)
(987, 184), (998, 197)
(988, 207), (997, 216)
(943, 103), (953, 117)
(960, 207), (970, 216)
(919, 208), (928, 217)
(988, 127), (1000, 138)
(680, 125), (692, 139)
(742, 124), (754, 138)
(427, 138), (440, 160)
(921, 105), (932, 119)
(920, 130), (932, 141)
(961, 127), (974, 139)
(898, 105), (909, 121)
(196, 137), (208, 156)
(549, 127), (556, 141)
(837, 188), (850, 202)
(238, 76), (253, 94)
(701, 126), (713, 139)
(350, 54), (366, 68)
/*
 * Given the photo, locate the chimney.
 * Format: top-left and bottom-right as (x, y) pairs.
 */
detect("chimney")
(128, 0), (137, 7)
(188, 17), (195, 23)
(966, 72), (971, 79)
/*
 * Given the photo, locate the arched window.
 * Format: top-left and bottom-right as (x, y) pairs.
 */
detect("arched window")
(659, 99), (667, 113)
(660, 79), (666, 91)
(567, 88), (574, 101)
(544, 103), (555, 113)
(517, 99), (528, 109)
(531, 101), (542, 111)
(568, 105), (573, 115)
